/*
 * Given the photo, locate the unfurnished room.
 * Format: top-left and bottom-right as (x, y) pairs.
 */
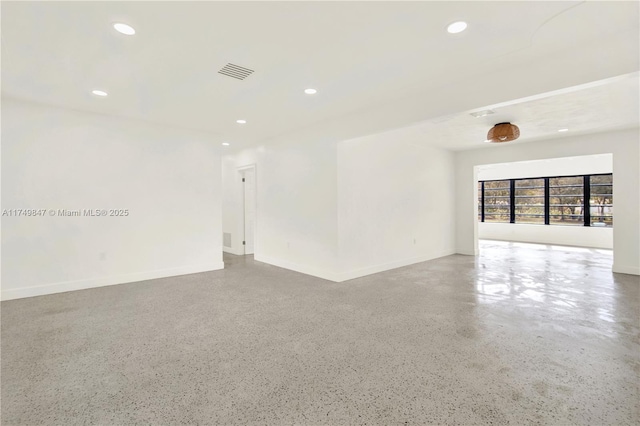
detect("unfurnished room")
(1, 1), (639, 425)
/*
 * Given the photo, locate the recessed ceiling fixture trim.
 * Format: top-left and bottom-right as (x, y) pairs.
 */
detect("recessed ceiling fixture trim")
(222, 142), (230, 146)
(470, 109), (495, 118)
(304, 88), (317, 95)
(218, 63), (254, 80)
(113, 23), (135, 35)
(558, 128), (569, 132)
(92, 90), (108, 97)
(486, 122), (520, 143)
(236, 119), (247, 124)
(447, 21), (467, 34)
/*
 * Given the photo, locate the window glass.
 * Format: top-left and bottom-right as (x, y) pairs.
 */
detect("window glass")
(515, 178), (544, 224)
(590, 174), (613, 227)
(478, 174), (612, 228)
(483, 180), (510, 223)
(549, 176), (583, 226)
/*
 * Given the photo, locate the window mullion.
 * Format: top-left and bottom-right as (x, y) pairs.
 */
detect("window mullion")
(481, 181), (485, 223)
(510, 179), (516, 224)
(584, 175), (591, 226)
(544, 177), (550, 225)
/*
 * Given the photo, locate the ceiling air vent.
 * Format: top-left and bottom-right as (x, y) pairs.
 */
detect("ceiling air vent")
(218, 63), (254, 80)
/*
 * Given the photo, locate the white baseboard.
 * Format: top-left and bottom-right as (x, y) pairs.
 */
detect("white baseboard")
(1, 262), (225, 301)
(455, 247), (477, 256)
(256, 251), (456, 283)
(254, 255), (339, 282)
(223, 246), (244, 256)
(612, 263), (640, 276)
(334, 249), (456, 282)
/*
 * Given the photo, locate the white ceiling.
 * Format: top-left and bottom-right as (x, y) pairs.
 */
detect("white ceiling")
(415, 73), (640, 151)
(2, 1), (639, 150)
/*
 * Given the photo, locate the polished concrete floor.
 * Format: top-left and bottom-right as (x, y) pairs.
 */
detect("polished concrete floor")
(1, 241), (638, 425)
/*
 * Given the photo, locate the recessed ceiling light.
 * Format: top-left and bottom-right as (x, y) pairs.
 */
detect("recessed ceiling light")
(447, 21), (468, 34)
(113, 23), (136, 36)
(91, 90), (108, 97)
(484, 140), (492, 143)
(304, 88), (317, 95)
(558, 128), (569, 132)
(222, 142), (230, 146)
(470, 109), (495, 118)
(236, 119), (247, 124)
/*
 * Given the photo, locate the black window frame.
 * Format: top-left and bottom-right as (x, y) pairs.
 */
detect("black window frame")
(478, 173), (612, 227)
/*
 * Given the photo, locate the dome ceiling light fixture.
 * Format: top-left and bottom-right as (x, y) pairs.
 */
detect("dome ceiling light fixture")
(486, 122), (520, 143)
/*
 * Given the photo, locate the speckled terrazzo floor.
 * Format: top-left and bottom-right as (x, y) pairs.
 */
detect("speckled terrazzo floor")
(1, 240), (639, 425)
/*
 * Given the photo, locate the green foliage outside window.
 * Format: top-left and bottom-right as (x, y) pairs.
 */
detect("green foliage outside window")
(478, 174), (612, 227)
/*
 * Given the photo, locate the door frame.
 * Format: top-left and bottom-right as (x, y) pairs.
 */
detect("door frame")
(238, 164), (257, 255)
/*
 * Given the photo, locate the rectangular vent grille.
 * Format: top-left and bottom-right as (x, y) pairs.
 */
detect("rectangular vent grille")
(223, 232), (232, 247)
(218, 63), (254, 80)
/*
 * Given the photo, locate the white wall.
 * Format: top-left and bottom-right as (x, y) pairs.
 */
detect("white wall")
(1, 98), (223, 300)
(477, 154), (613, 181)
(477, 154), (613, 249)
(221, 124), (457, 282)
(479, 224), (613, 249)
(455, 128), (640, 275)
(222, 139), (339, 280)
(336, 126), (456, 280)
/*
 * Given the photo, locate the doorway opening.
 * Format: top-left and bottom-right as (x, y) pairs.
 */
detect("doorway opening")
(239, 165), (256, 255)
